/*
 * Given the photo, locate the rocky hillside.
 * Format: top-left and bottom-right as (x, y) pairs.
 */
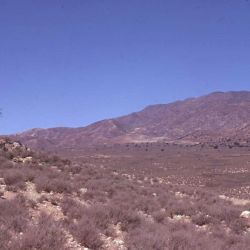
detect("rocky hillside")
(0, 138), (33, 162)
(11, 91), (250, 150)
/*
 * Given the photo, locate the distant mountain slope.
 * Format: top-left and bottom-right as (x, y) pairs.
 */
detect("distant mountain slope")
(11, 91), (250, 150)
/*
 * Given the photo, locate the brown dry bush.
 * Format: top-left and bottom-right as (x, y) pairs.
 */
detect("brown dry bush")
(61, 197), (85, 220)
(191, 213), (213, 226)
(3, 169), (26, 191)
(0, 225), (12, 250)
(134, 195), (161, 214)
(11, 213), (68, 250)
(165, 198), (196, 218)
(157, 193), (174, 208)
(152, 210), (167, 223)
(18, 149), (33, 159)
(68, 164), (82, 174)
(231, 234), (250, 250)
(0, 195), (30, 234)
(205, 203), (240, 226)
(35, 173), (73, 194)
(21, 166), (37, 182)
(83, 189), (107, 202)
(68, 214), (103, 249)
(34, 175), (53, 193)
(2, 151), (14, 160)
(83, 204), (112, 230)
(211, 227), (250, 250)
(169, 230), (213, 250)
(108, 204), (142, 231)
(0, 156), (13, 169)
(125, 222), (170, 250)
(62, 199), (113, 232)
(229, 218), (248, 234)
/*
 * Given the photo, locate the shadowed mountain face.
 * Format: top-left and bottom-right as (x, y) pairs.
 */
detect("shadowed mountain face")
(11, 91), (250, 150)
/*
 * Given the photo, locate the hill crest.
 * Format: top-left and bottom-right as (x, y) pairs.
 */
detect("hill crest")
(11, 91), (250, 150)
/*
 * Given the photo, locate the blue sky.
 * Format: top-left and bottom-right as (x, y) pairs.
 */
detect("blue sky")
(1, 0), (250, 134)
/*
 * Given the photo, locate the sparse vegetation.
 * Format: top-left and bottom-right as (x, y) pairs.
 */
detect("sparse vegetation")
(0, 138), (250, 249)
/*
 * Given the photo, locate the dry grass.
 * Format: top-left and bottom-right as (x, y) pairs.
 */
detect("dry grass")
(1, 139), (250, 249)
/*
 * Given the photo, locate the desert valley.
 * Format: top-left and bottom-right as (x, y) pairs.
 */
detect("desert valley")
(1, 91), (250, 249)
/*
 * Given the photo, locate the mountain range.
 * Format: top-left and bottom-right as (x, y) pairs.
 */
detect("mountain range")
(10, 91), (250, 150)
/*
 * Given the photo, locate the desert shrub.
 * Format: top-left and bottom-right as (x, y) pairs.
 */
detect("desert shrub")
(83, 189), (107, 202)
(46, 169), (61, 179)
(50, 155), (61, 163)
(50, 197), (60, 206)
(0, 225), (11, 250)
(169, 222), (224, 250)
(134, 196), (161, 214)
(38, 153), (53, 163)
(104, 224), (117, 237)
(229, 218), (248, 234)
(235, 234), (250, 249)
(18, 150), (33, 158)
(37, 194), (50, 203)
(0, 195), (29, 233)
(0, 156), (13, 169)
(3, 168), (24, 184)
(35, 176), (52, 193)
(11, 213), (68, 250)
(109, 190), (138, 210)
(157, 193), (173, 208)
(169, 221), (195, 233)
(223, 233), (242, 248)
(35, 174), (73, 193)
(3, 151), (14, 160)
(68, 164), (82, 174)
(212, 232), (250, 250)
(50, 178), (73, 193)
(165, 199), (195, 218)
(69, 215), (103, 249)
(22, 167), (37, 182)
(3, 169), (26, 191)
(26, 198), (37, 209)
(125, 222), (169, 250)
(109, 205), (142, 231)
(84, 204), (111, 230)
(84, 178), (110, 191)
(62, 200), (111, 232)
(169, 230), (200, 250)
(61, 197), (85, 220)
(191, 213), (213, 226)
(152, 210), (166, 223)
(207, 204), (240, 226)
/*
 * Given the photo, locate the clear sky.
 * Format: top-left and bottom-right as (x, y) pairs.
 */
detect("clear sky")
(1, 0), (250, 134)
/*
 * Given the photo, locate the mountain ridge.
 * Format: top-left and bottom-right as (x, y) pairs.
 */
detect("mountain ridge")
(10, 91), (250, 150)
